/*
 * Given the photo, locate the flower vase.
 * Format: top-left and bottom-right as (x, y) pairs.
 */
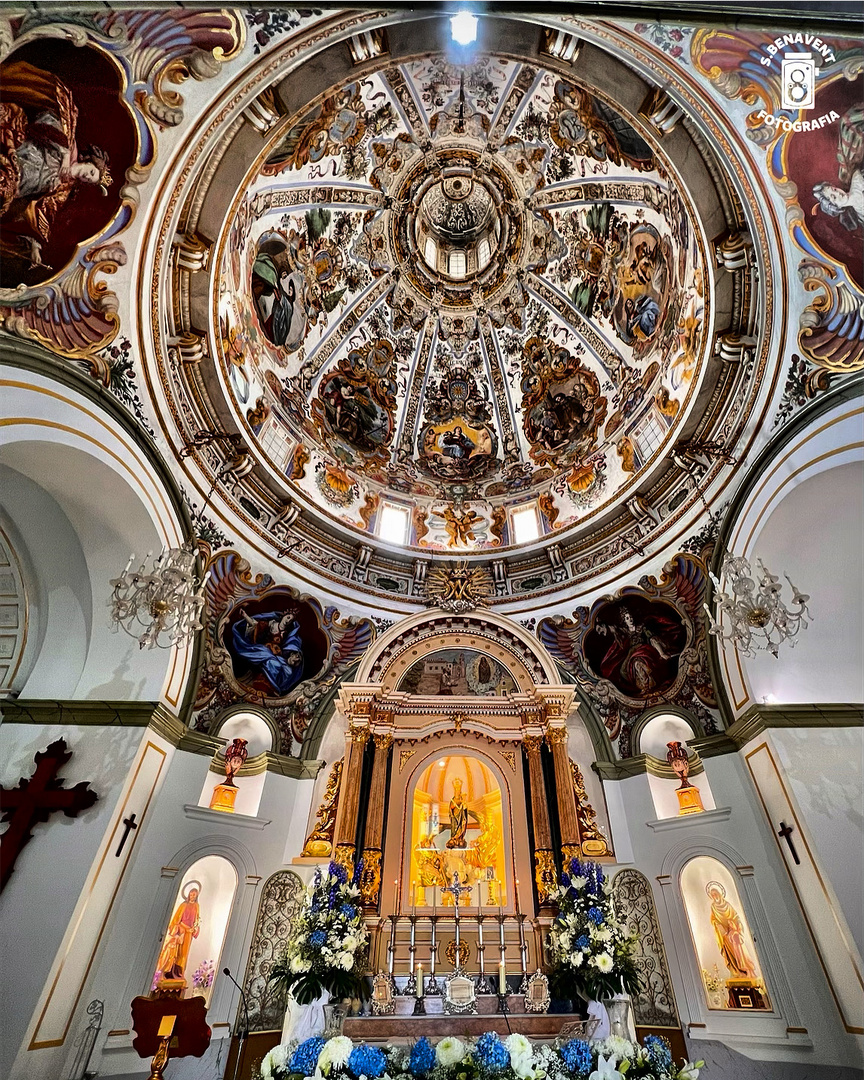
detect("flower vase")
(602, 993), (637, 1042)
(281, 990), (329, 1043)
(322, 1001), (346, 1038)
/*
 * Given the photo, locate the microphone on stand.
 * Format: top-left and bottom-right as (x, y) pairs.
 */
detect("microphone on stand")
(223, 967), (251, 1080)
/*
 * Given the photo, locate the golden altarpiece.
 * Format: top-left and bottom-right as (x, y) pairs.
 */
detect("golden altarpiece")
(298, 612), (613, 989)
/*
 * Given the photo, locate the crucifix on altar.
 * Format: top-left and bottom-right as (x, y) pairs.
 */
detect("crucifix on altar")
(442, 872), (471, 973)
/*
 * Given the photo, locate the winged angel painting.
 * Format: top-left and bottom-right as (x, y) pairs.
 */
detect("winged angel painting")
(193, 549), (375, 750)
(539, 552), (718, 752)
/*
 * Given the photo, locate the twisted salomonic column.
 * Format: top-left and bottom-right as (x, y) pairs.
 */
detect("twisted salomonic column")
(547, 724), (582, 865)
(360, 729), (393, 908)
(333, 721), (370, 877)
(522, 732), (556, 905)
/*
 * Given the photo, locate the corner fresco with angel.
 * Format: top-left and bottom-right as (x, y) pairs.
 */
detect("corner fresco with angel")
(192, 548), (375, 750)
(539, 551), (718, 753)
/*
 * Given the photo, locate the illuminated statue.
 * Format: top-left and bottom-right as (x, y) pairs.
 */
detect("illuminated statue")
(706, 881), (757, 979)
(156, 882), (202, 982)
(446, 777), (469, 849)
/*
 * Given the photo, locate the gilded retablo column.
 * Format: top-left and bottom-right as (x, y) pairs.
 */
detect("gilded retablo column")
(360, 730), (393, 907)
(522, 732), (556, 904)
(547, 724), (582, 864)
(332, 722), (369, 877)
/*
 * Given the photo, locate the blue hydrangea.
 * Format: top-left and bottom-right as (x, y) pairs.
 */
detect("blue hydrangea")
(408, 1037), (436, 1077)
(559, 1038), (593, 1076)
(643, 1035), (672, 1069)
(340, 903), (358, 921)
(347, 1044), (387, 1079)
(576, 934), (589, 950)
(289, 1036), (325, 1075)
(474, 1032), (509, 1071)
(310, 929), (326, 947)
(587, 906), (604, 926)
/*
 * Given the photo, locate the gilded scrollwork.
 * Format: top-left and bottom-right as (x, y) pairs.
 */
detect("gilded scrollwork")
(301, 758), (343, 858)
(570, 760), (612, 858)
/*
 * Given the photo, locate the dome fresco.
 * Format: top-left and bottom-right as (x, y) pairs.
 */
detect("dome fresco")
(216, 56), (710, 553)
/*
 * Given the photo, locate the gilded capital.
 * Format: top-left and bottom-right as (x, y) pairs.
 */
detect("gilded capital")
(522, 733), (544, 754)
(546, 725), (569, 746)
(372, 730), (394, 752)
(349, 723), (370, 745)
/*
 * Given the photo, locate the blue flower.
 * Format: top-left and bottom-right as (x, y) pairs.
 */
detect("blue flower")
(474, 1032), (509, 1071)
(347, 1045), (387, 1079)
(289, 1036), (325, 1075)
(340, 903), (358, 921)
(328, 861), (348, 884)
(587, 906), (604, 926)
(310, 929), (326, 947)
(408, 1037), (436, 1077)
(559, 1038), (593, 1076)
(643, 1035), (672, 1069)
(576, 934), (589, 950)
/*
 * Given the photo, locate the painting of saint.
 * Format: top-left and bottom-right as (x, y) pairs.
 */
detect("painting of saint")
(524, 377), (606, 459)
(584, 596), (687, 699)
(397, 649), (517, 695)
(223, 594), (327, 700)
(155, 881), (201, 983)
(251, 237), (308, 350)
(786, 76), (864, 289)
(706, 881), (758, 980)
(0, 41), (134, 288)
(419, 418), (498, 481)
(320, 374), (390, 452)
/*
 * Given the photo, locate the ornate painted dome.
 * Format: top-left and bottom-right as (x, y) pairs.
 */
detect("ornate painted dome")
(216, 58), (710, 554)
(154, 11), (773, 605)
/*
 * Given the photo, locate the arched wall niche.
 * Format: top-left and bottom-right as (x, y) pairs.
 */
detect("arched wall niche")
(656, 836), (803, 1040)
(0, 363), (195, 710)
(710, 392), (864, 719)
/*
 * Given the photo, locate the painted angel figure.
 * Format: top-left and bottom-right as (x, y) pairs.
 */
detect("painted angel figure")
(0, 61), (111, 271)
(230, 606), (305, 696)
(812, 104), (864, 232)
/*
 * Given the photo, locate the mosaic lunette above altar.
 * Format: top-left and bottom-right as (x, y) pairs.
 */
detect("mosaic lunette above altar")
(216, 58), (711, 552)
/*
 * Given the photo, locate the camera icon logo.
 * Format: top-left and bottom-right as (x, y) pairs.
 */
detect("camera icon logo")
(781, 54), (815, 110)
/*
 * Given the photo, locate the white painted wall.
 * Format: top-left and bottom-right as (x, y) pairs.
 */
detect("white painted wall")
(741, 462), (864, 706)
(0, 722), (145, 1080)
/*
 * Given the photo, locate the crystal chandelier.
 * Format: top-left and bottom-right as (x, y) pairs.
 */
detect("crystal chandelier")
(109, 540), (209, 650)
(704, 553), (812, 658)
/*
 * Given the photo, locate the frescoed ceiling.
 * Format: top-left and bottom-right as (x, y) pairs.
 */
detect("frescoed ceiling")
(216, 58), (710, 553)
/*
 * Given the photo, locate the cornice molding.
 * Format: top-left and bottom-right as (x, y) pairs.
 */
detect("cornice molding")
(726, 702), (864, 749)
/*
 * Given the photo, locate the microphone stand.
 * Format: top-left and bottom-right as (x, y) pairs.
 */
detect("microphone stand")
(223, 967), (251, 1080)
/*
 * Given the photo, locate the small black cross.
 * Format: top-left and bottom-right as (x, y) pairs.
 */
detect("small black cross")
(777, 821), (800, 865)
(115, 812), (138, 857)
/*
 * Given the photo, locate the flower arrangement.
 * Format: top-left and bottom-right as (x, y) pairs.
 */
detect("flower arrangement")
(191, 959), (215, 991)
(258, 1032), (704, 1080)
(545, 859), (640, 1004)
(269, 861), (369, 1004)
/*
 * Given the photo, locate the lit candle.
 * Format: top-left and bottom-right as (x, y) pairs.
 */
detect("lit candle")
(498, 960), (507, 995)
(417, 962), (424, 998)
(412, 881), (417, 914)
(515, 878), (520, 916)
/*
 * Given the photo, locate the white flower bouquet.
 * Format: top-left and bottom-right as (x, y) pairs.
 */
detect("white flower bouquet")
(545, 858), (640, 1004)
(269, 861), (369, 1004)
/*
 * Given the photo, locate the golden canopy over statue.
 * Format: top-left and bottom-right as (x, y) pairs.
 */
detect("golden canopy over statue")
(706, 881), (757, 979)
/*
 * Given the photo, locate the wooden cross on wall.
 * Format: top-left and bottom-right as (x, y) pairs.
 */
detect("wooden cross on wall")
(0, 739), (98, 892)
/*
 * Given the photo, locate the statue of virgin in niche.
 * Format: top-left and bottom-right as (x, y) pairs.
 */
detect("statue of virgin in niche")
(446, 777), (469, 849)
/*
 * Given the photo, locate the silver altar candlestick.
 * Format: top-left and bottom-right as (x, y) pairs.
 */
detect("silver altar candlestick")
(387, 914), (397, 978)
(517, 914), (529, 992)
(426, 914), (442, 994)
(475, 913), (493, 994)
(403, 914), (417, 995)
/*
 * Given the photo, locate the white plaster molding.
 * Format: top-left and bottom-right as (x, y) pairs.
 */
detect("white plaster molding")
(646, 807), (732, 832)
(182, 804), (271, 829)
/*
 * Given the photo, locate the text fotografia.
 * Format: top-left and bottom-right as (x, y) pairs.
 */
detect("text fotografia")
(755, 109), (840, 133)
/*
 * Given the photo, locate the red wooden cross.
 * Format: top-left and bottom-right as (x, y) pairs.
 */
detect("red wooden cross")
(0, 739), (98, 892)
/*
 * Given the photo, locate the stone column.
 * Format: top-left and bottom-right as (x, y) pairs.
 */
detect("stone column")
(360, 730), (393, 908)
(332, 721), (369, 877)
(522, 732), (556, 905)
(547, 724), (582, 865)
